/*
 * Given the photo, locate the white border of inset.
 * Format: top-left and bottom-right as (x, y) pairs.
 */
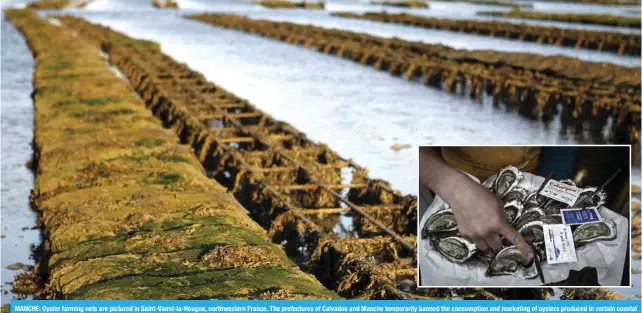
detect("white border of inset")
(415, 144), (633, 289)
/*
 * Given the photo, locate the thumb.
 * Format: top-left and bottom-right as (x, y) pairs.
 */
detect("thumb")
(499, 223), (533, 262)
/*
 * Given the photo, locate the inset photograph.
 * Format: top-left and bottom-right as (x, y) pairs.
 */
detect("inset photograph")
(417, 146), (632, 287)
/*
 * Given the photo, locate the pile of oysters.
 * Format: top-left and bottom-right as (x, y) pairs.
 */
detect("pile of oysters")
(421, 166), (618, 280)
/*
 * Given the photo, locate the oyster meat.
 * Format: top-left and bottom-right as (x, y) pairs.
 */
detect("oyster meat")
(540, 214), (563, 225)
(432, 236), (477, 263)
(493, 166), (524, 198)
(573, 220), (617, 246)
(518, 214), (563, 243)
(476, 249), (496, 265)
(524, 192), (547, 210)
(559, 179), (577, 187)
(532, 242), (546, 260)
(486, 245), (538, 279)
(518, 221), (545, 243)
(573, 187), (607, 209)
(503, 187), (529, 203)
(423, 209), (457, 238)
(543, 200), (568, 215)
(514, 207), (545, 230)
(504, 200), (524, 225)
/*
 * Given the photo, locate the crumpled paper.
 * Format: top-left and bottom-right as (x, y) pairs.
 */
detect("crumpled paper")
(418, 171), (629, 287)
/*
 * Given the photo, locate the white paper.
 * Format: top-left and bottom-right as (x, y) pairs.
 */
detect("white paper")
(539, 180), (582, 205)
(543, 224), (577, 264)
(418, 171), (629, 287)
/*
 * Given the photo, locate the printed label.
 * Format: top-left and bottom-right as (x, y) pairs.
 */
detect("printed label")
(561, 207), (602, 225)
(543, 224), (577, 265)
(539, 180), (582, 206)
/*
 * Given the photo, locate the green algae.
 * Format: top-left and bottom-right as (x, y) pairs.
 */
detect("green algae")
(70, 267), (337, 300)
(48, 219), (272, 269)
(6, 9), (338, 300)
(136, 138), (168, 148)
(155, 154), (190, 163)
(80, 96), (122, 106)
(259, 0), (326, 9)
(149, 172), (182, 185)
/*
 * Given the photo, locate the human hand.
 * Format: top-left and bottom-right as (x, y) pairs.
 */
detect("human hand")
(418, 147), (533, 261)
(438, 171), (534, 261)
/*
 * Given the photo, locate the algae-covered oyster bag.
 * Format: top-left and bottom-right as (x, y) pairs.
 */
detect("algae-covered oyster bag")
(418, 169), (629, 287)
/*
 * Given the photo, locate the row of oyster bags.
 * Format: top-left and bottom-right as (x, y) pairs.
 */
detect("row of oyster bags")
(421, 166), (618, 280)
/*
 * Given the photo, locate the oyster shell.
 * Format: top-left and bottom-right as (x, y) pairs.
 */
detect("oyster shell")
(543, 200), (568, 215)
(493, 166), (523, 198)
(573, 187), (607, 208)
(524, 192), (547, 210)
(432, 236), (477, 263)
(518, 215), (563, 243)
(503, 187), (529, 203)
(486, 245), (538, 279)
(540, 214), (562, 225)
(559, 179), (577, 187)
(423, 209), (457, 238)
(476, 249), (496, 265)
(532, 242), (546, 260)
(573, 220), (617, 246)
(504, 200), (524, 225)
(514, 207), (545, 230)
(518, 221), (545, 243)
(482, 176), (495, 190)
(421, 223), (430, 239)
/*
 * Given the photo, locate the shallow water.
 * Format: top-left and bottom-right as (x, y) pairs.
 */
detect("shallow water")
(82, 1), (642, 67)
(248, 11), (639, 67)
(322, 0), (641, 34)
(0, 14), (39, 305)
(523, 0), (639, 16)
(174, 0), (642, 34)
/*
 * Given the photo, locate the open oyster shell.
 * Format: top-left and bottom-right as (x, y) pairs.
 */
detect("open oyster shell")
(503, 187), (529, 203)
(493, 166), (524, 198)
(573, 220), (617, 246)
(524, 191), (548, 210)
(514, 207), (545, 230)
(432, 236), (477, 263)
(486, 245), (538, 279)
(504, 200), (524, 225)
(518, 221), (545, 243)
(543, 200), (568, 215)
(573, 187), (607, 209)
(423, 209), (457, 239)
(540, 214), (562, 225)
(559, 179), (577, 187)
(476, 249), (496, 265)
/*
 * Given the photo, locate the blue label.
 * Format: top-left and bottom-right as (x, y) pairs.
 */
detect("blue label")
(562, 208), (601, 225)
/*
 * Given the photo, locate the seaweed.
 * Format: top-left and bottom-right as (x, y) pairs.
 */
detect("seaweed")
(335, 11), (641, 55)
(259, 1), (325, 9)
(6, 9), (338, 300)
(187, 13), (641, 147)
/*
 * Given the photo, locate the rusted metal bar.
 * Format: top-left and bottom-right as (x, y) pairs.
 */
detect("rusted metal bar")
(297, 208), (351, 215)
(277, 183), (368, 191)
(253, 162), (351, 172)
